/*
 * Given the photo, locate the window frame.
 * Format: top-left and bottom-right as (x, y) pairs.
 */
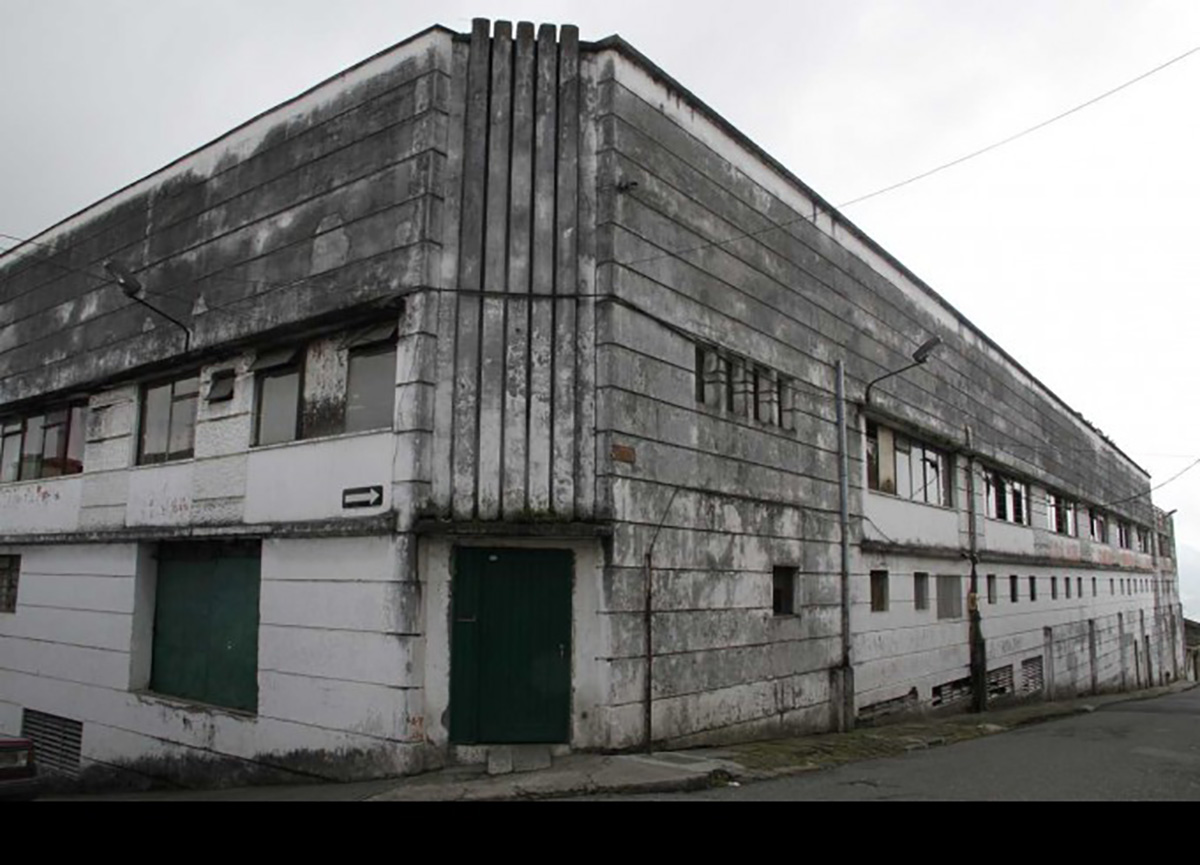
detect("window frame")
(914, 572), (930, 612)
(772, 566), (797, 617)
(866, 422), (954, 509)
(138, 374), (200, 466)
(984, 469), (1030, 526)
(253, 358), (304, 448)
(0, 555), (19, 614)
(936, 575), (964, 621)
(343, 340), (398, 436)
(870, 570), (889, 613)
(0, 403), (88, 483)
(1046, 492), (1077, 537)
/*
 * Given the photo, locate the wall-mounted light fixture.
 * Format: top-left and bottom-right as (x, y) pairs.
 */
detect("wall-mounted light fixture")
(105, 260), (193, 352)
(864, 336), (943, 405)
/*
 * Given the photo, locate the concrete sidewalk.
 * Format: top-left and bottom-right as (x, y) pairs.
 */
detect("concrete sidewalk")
(42, 680), (1196, 801)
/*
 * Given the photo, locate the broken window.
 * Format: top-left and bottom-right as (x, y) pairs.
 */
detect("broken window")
(984, 469), (1029, 526)
(139, 374), (199, 464)
(870, 570), (889, 612)
(0, 555), (19, 614)
(867, 422), (952, 507)
(914, 573), (930, 611)
(772, 567), (797, 617)
(0, 405), (86, 482)
(1090, 510), (1109, 544)
(1117, 522), (1132, 550)
(1047, 492), (1077, 536)
(1135, 527), (1150, 554)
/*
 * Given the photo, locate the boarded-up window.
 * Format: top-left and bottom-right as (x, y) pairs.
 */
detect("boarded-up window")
(0, 555), (19, 613)
(870, 570), (889, 612)
(914, 572), (930, 611)
(150, 541), (262, 714)
(937, 575), (963, 620)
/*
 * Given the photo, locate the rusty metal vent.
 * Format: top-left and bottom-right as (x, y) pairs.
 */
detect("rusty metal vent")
(21, 710), (83, 777)
(931, 676), (972, 708)
(858, 688), (919, 724)
(1021, 656), (1045, 695)
(988, 665), (1015, 698)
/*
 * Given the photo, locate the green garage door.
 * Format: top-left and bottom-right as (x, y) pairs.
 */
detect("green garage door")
(450, 548), (573, 745)
(150, 541), (262, 714)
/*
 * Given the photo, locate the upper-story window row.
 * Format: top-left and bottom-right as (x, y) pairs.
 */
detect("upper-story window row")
(867, 422), (953, 508)
(695, 345), (796, 432)
(0, 404), (87, 483)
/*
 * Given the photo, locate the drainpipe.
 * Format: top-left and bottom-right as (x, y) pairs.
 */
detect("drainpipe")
(964, 427), (987, 713)
(835, 361), (855, 732)
(643, 487), (679, 753)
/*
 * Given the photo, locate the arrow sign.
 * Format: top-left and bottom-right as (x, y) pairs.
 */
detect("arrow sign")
(343, 486), (384, 510)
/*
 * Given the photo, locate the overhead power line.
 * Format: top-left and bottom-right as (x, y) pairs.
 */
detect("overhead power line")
(838, 43), (1200, 209)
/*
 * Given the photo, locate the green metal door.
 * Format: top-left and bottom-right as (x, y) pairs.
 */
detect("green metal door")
(450, 548), (573, 744)
(150, 542), (261, 713)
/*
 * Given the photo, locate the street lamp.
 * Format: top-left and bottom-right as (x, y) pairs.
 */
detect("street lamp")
(864, 336), (943, 404)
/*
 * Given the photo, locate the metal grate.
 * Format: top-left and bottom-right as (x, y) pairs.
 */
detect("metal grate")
(988, 665), (1015, 698)
(858, 688), (919, 724)
(1021, 656), (1045, 695)
(931, 676), (972, 708)
(21, 710), (83, 777)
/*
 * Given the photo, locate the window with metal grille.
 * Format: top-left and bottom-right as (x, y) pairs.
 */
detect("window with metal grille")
(0, 555), (19, 613)
(914, 572), (930, 611)
(21, 710), (83, 777)
(988, 665), (1015, 698)
(931, 676), (972, 708)
(870, 570), (889, 612)
(937, 575), (963, 620)
(1021, 657), (1045, 695)
(772, 567), (796, 617)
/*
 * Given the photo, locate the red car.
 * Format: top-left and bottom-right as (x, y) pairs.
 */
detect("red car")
(0, 736), (40, 801)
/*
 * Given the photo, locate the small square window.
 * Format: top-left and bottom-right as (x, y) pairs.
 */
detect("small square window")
(207, 370), (236, 403)
(0, 555), (19, 613)
(772, 567), (796, 617)
(937, 575), (963, 620)
(870, 570), (889, 612)
(914, 573), (930, 611)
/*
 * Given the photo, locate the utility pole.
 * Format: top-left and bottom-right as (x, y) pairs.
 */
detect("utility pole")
(835, 361), (855, 731)
(965, 427), (987, 713)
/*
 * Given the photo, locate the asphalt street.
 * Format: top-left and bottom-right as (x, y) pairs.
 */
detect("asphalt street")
(595, 688), (1200, 801)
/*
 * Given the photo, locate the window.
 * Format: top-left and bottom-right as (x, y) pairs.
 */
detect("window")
(139, 374), (199, 464)
(1120, 578), (1125, 595)
(1066, 577), (1072, 599)
(772, 567), (796, 616)
(1047, 492), (1077, 536)
(1110, 578), (1115, 595)
(1092, 577), (1097, 597)
(696, 344), (793, 430)
(252, 348), (303, 447)
(870, 570), (889, 612)
(1011, 575), (1020, 603)
(937, 575), (963, 620)
(867, 422), (953, 507)
(345, 341), (397, 434)
(0, 556), (19, 613)
(1051, 577), (1059, 600)
(1116, 522), (1132, 549)
(984, 469), (1030, 525)
(986, 575), (996, 605)
(0, 405), (86, 482)
(1159, 533), (1172, 559)
(914, 573), (930, 611)
(1135, 527), (1150, 554)
(150, 541), (262, 713)
(1077, 577), (1083, 599)
(1029, 576), (1038, 602)
(207, 370), (236, 404)
(1089, 510), (1109, 543)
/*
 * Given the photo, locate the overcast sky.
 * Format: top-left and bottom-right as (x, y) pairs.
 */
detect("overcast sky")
(2, 1), (1198, 616)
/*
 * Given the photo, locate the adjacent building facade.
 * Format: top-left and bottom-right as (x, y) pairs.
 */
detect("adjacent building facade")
(0, 19), (1186, 786)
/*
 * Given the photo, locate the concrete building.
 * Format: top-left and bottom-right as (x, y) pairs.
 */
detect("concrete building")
(0, 18), (1186, 786)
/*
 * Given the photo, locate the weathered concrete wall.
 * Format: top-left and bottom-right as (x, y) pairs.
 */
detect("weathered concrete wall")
(0, 538), (431, 785)
(0, 27), (452, 408)
(427, 21), (598, 524)
(589, 37), (1178, 742)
